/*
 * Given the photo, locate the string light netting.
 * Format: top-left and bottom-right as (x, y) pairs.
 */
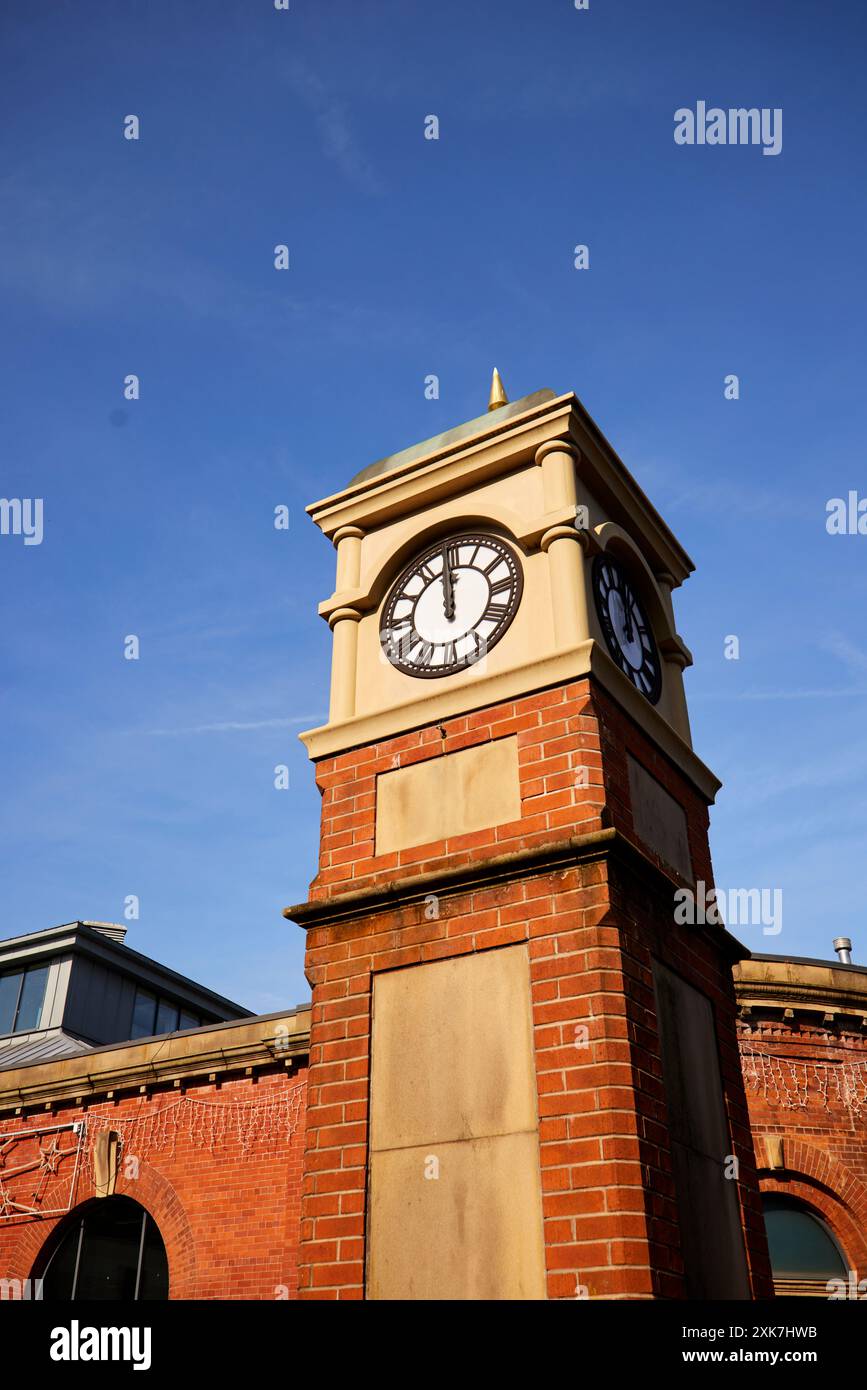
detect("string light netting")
(82, 1081), (306, 1183)
(741, 1047), (867, 1118)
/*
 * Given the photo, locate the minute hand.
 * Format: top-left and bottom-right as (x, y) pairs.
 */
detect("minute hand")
(441, 547), (455, 619)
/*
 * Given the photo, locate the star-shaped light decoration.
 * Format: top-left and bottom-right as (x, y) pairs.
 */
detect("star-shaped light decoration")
(38, 1135), (64, 1176)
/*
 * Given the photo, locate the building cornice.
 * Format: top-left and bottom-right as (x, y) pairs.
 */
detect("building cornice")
(734, 957), (867, 1030)
(284, 824), (748, 964)
(0, 1010), (311, 1117)
(307, 392), (694, 584)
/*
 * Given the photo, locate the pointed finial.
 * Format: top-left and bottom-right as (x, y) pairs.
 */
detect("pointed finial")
(487, 368), (509, 412)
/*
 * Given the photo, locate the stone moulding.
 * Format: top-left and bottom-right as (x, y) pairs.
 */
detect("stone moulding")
(284, 823), (749, 963)
(0, 1012), (311, 1117)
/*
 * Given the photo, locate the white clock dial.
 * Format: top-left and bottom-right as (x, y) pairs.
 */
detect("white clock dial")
(592, 554), (662, 704)
(380, 533), (523, 678)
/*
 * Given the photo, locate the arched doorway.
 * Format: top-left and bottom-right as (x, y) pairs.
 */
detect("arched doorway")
(36, 1196), (168, 1300)
(762, 1194), (848, 1297)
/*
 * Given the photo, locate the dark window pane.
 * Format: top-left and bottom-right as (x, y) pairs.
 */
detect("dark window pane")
(74, 1202), (143, 1300)
(40, 1197), (168, 1303)
(763, 1197), (846, 1280)
(155, 1000), (179, 1035)
(0, 972), (22, 1035)
(178, 1010), (199, 1031)
(130, 989), (156, 1039)
(40, 1217), (83, 1300)
(15, 966), (49, 1031)
(138, 1214), (169, 1299)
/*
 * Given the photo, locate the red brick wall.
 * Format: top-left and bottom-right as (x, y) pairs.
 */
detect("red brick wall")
(0, 1063), (308, 1300)
(740, 1017), (867, 1277)
(297, 679), (772, 1299)
(312, 680), (716, 899)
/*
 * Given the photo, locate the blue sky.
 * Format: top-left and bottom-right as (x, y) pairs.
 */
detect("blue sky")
(1, 0), (865, 1010)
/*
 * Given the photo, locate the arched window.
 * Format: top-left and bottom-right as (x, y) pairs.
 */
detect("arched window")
(36, 1196), (168, 1301)
(762, 1194), (847, 1297)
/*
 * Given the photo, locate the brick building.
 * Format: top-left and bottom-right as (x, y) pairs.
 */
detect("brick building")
(0, 924), (309, 1301)
(734, 950), (867, 1297)
(1, 931), (864, 1301)
(2, 380), (863, 1302)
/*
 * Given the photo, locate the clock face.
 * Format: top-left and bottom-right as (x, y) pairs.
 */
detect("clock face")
(380, 532), (523, 678)
(592, 554), (662, 704)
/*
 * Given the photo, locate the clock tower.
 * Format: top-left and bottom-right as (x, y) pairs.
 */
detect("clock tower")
(285, 376), (772, 1300)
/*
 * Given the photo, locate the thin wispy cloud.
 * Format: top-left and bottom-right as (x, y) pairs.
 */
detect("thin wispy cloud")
(0, 169), (417, 347)
(146, 716), (324, 736)
(821, 632), (867, 675)
(691, 687), (867, 702)
(0, 167), (274, 330)
(661, 476), (813, 523)
(728, 739), (867, 804)
(283, 61), (381, 195)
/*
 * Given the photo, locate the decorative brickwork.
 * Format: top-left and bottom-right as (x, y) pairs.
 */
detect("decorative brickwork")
(0, 1065), (308, 1300)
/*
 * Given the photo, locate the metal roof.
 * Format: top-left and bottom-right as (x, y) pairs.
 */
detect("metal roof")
(0, 1030), (93, 1071)
(347, 388), (557, 487)
(751, 952), (867, 975)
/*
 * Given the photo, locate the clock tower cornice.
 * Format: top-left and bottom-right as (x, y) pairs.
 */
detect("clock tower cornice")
(300, 381), (710, 791)
(307, 390), (693, 587)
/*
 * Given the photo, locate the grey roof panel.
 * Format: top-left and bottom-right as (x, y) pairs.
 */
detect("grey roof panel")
(0, 1031), (93, 1071)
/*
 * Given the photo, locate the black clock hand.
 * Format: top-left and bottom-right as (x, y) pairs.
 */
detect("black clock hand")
(623, 596), (634, 643)
(441, 545), (455, 620)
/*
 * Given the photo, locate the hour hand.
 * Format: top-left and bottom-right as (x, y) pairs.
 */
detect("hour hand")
(441, 546), (455, 620)
(621, 595), (634, 643)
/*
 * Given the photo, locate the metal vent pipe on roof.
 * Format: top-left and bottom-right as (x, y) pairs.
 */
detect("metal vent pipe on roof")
(833, 937), (853, 964)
